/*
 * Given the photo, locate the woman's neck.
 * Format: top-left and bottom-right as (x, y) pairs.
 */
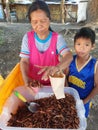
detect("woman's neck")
(37, 31), (50, 40)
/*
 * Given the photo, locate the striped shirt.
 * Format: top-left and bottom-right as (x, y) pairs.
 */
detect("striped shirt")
(20, 31), (70, 58)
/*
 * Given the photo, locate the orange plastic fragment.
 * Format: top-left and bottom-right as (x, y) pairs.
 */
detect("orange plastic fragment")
(0, 63), (24, 114)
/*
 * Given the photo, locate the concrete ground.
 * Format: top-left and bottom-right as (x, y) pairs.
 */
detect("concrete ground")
(0, 21), (98, 130)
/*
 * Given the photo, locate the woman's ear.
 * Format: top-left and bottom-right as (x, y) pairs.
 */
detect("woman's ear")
(91, 43), (95, 50)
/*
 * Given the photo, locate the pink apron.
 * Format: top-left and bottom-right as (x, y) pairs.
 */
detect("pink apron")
(27, 31), (59, 85)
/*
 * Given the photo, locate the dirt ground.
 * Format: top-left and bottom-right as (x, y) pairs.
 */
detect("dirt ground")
(0, 22), (98, 130)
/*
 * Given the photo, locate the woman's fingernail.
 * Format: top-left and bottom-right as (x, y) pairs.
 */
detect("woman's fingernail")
(37, 72), (40, 75)
(41, 77), (47, 81)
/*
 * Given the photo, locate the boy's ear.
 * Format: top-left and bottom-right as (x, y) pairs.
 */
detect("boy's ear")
(91, 43), (95, 50)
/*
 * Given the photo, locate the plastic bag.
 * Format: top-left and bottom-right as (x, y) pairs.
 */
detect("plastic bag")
(77, 1), (88, 23)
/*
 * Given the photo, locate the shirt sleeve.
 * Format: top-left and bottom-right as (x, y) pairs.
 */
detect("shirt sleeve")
(57, 34), (70, 55)
(19, 33), (30, 58)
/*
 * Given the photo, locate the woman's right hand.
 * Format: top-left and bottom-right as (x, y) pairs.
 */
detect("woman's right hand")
(24, 77), (33, 88)
(24, 77), (41, 88)
(24, 77), (41, 94)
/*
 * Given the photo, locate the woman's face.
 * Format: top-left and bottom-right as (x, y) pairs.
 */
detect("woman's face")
(30, 9), (50, 35)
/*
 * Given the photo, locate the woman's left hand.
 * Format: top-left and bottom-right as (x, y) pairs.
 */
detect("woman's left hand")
(35, 65), (60, 81)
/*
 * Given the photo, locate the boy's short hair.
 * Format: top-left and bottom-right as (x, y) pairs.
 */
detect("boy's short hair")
(74, 27), (96, 44)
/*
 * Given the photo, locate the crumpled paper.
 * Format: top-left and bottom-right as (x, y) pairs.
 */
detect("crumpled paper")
(49, 73), (65, 99)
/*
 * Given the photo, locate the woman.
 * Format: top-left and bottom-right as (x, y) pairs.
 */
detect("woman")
(0, 0), (72, 116)
(20, 0), (72, 88)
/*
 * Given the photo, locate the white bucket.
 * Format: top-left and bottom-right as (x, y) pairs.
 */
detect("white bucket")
(0, 87), (87, 130)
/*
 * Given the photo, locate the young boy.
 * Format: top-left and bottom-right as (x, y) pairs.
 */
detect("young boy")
(67, 27), (98, 117)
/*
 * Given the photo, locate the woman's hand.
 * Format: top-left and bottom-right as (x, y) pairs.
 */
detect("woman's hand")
(37, 65), (61, 81)
(24, 77), (33, 88)
(24, 77), (41, 87)
(24, 77), (42, 93)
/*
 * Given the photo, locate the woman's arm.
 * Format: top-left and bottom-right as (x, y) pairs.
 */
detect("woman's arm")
(38, 34), (73, 81)
(40, 50), (73, 81)
(57, 51), (73, 72)
(20, 58), (31, 87)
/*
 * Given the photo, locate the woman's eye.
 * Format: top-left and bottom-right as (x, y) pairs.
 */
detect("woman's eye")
(31, 21), (37, 24)
(41, 20), (46, 23)
(31, 18), (49, 25)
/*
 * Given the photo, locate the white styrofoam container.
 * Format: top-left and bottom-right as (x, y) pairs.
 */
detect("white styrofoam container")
(0, 87), (87, 130)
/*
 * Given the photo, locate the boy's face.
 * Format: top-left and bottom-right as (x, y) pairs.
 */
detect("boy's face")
(74, 37), (95, 58)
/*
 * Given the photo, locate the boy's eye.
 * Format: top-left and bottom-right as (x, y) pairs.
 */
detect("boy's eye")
(76, 43), (80, 45)
(85, 44), (89, 46)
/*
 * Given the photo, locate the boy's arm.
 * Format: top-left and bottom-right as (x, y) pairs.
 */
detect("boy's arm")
(83, 61), (98, 104)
